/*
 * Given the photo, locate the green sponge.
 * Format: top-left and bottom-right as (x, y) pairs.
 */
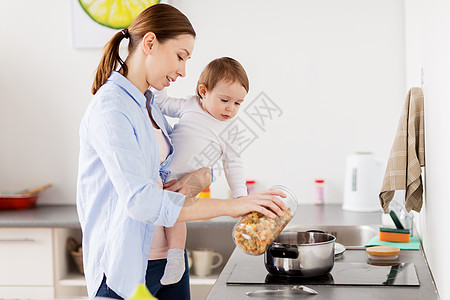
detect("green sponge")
(380, 227), (410, 234)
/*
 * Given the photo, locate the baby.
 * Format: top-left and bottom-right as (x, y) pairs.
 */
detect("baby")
(153, 57), (249, 285)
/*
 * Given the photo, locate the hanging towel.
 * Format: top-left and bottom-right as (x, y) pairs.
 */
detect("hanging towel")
(379, 87), (425, 213)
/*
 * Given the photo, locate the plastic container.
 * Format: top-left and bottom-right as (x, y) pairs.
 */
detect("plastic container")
(198, 187), (210, 198)
(314, 179), (325, 205)
(366, 246), (400, 261)
(232, 185), (298, 255)
(246, 180), (256, 194)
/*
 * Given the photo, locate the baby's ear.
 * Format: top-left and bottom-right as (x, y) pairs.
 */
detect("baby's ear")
(198, 84), (208, 99)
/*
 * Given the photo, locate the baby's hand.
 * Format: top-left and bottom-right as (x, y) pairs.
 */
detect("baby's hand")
(164, 168), (211, 197)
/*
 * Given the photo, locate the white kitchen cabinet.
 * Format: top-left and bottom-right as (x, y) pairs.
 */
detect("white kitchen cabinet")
(54, 226), (220, 299)
(53, 228), (87, 298)
(0, 212), (234, 299)
(0, 227), (87, 299)
(0, 287), (55, 298)
(186, 222), (235, 300)
(0, 228), (54, 298)
(190, 284), (214, 300)
(190, 274), (218, 300)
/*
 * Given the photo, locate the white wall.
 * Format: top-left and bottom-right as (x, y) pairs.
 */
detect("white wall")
(173, 0), (407, 201)
(0, 0), (99, 203)
(0, 0), (406, 205)
(405, 1), (450, 299)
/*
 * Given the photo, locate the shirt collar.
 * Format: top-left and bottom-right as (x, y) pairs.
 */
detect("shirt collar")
(107, 71), (148, 108)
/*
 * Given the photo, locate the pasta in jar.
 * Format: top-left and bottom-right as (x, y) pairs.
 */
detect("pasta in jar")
(232, 185), (297, 255)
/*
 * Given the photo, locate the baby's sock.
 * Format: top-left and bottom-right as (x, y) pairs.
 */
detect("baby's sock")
(160, 248), (186, 285)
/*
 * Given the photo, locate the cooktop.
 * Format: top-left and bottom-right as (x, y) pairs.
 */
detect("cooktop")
(226, 261), (420, 286)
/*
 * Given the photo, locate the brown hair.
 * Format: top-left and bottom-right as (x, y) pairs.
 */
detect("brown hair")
(91, 4), (196, 94)
(196, 57), (249, 99)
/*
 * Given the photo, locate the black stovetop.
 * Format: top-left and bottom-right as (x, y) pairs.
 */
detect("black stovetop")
(227, 261), (420, 286)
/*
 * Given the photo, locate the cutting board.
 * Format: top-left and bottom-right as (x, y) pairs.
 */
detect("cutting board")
(365, 236), (420, 250)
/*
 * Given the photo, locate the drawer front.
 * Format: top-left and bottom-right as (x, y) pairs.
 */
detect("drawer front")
(0, 286), (54, 298)
(0, 228), (53, 285)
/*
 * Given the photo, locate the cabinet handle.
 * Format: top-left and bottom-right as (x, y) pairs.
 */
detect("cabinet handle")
(0, 238), (35, 242)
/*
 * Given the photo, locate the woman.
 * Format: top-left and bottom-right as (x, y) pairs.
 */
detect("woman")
(76, 4), (286, 299)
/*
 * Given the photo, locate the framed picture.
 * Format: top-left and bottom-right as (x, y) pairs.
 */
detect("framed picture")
(71, 0), (167, 49)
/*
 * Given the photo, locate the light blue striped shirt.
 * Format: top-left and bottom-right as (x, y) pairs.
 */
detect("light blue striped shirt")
(76, 71), (185, 298)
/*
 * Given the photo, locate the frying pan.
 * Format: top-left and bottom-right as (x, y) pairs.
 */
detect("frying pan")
(0, 184), (52, 210)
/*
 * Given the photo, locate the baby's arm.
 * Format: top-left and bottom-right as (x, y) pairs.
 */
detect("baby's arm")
(152, 88), (188, 118)
(222, 148), (248, 198)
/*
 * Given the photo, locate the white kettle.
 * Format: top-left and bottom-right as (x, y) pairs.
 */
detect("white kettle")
(342, 152), (384, 212)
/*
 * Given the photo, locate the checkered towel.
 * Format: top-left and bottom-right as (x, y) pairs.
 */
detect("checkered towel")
(379, 87), (425, 213)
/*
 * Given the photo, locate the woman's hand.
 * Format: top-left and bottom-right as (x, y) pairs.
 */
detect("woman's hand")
(228, 189), (288, 218)
(164, 167), (212, 197)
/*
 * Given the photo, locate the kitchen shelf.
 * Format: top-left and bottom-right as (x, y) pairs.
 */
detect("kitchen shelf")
(59, 273), (86, 286)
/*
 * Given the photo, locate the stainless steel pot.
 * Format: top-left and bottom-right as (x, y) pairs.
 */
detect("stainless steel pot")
(264, 231), (336, 277)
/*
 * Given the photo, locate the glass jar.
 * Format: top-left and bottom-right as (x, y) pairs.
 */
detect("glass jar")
(232, 185), (298, 255)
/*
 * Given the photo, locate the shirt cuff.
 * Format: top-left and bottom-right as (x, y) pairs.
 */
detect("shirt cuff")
(154, 190), (186, 227)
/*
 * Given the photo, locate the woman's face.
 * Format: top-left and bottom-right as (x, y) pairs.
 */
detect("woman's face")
(146, 34), (195, 91)
(200, 80), (247, 121)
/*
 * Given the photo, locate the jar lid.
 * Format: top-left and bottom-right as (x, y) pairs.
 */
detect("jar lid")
(246, 180), (256, 184)
(366, 246), (400, 256)
(315, 179), (324, 183)
(368, 254), (398, 260)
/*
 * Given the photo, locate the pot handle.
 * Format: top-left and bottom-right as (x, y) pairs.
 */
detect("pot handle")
(268, 244), (299, 259)
(306, 229), (326, 234)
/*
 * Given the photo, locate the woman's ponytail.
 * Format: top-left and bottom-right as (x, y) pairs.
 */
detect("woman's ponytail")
(91, 31), (128, 95)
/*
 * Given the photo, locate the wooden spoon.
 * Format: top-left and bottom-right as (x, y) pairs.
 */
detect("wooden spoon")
(18, 184), (53, 195)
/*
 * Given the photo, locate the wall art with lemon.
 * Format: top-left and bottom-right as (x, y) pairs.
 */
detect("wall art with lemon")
(72, 0), (164, 48)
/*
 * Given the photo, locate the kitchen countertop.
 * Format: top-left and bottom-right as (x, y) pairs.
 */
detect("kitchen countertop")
(206, 205), (440, 300)
(208, 247), (439, 300)
(0, 204), (238, 229)
(0, 204), (81, 228)
(0, 203), (384, 229)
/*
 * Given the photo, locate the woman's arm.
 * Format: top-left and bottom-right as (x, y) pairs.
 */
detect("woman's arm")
(88, 98), (185, 227)
(164, 168), (287, 222)
(176, 189), (287, 222)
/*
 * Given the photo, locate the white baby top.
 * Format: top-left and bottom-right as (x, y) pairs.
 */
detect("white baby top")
(153, 89), (247, 198)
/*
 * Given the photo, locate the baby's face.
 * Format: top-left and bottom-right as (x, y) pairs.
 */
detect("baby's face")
(201, 80), (247, 121)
